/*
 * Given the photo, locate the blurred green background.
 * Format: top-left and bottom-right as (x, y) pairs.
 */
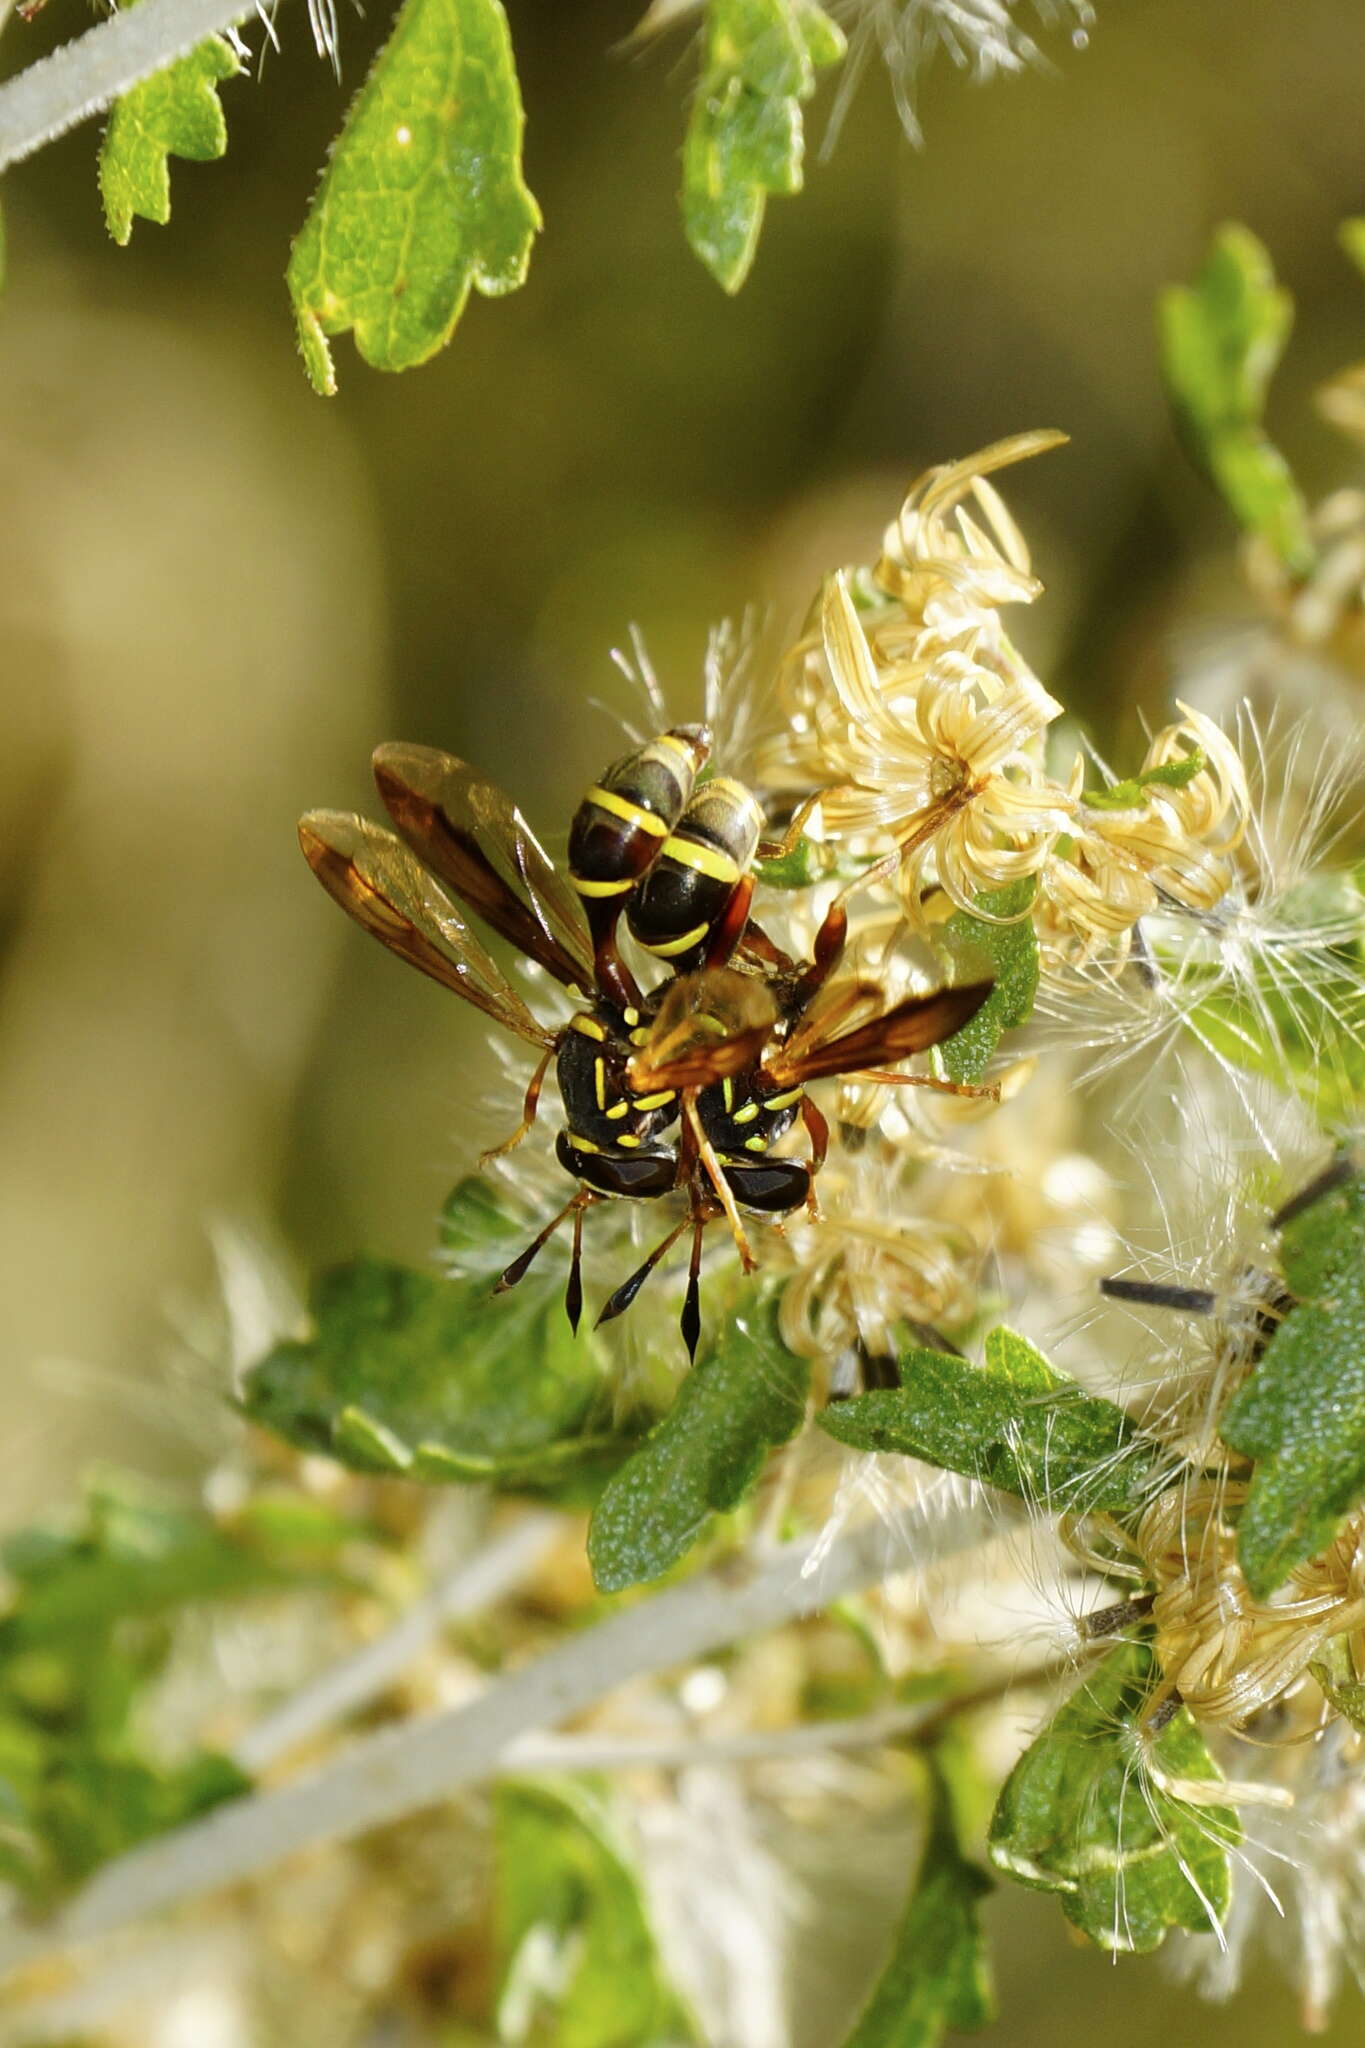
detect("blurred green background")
(0, 2), (1363, 2035)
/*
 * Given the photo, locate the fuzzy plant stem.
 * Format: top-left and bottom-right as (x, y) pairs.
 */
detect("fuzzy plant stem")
(0, 1489), (988, 1979)
(0, 0), (265, 172)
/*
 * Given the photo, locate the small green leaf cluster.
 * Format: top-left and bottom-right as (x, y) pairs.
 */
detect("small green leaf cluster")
(80, 0), (851, 388)
(681, 0), (845, 294)
(1158, 223), (1314, 574)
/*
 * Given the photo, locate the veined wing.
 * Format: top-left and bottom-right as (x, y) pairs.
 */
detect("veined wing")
(299, 811), (555, 1049)
(372, 743), (594, 993)
(628, 968), (779, 1092)
(765, 981), (993, 1086)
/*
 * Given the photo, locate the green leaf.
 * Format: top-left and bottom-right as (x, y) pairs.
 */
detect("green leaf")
(495, 1777), (696, 2047)
(1084, 748), (1205, 811)
(935, 880), (1039, 1084)
(1158, 224), (1314, 574)
(988, 1642), (1239, 1953)
(0, 1469), (337, 1653)
(242, 1241), (631, 1492)
(287, 0), (541, 394)
(35, 1749), (249, 1892)
(843, 1753), (994, 2048)
(0, 1473), (278, 1901)
(1310, 1651), (1365, 1734)
(819, 1326), (1166, 1516)
(1221, 1165), (1365, 1596)
(681, 0), (844, 293)
(98, 13), (239, 246)
(587, 1291), (810, 1592)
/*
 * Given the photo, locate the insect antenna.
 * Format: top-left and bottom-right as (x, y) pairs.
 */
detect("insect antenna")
(596, 1214), (695, 1333)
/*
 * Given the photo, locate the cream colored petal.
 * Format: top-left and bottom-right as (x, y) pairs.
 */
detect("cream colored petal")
(821, 571), (886, 725)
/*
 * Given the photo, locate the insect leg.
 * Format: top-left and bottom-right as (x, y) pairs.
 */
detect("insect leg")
(494, 1189), (598, 1296)
(479, 1046), (555, 1163)
(852, 1069), (1001, 1102)
(596, 1213), (694, 1329)
(681, 1211), (710, 1361)
(703, 871), (755, 970)
(755, 790), (826, 862)
(800, 1093), (829, 1218)
(684, 1091), (756, 1273)
(566, 1200), (587, 1333)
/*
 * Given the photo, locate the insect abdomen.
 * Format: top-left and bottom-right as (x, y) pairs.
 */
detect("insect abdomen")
(626, 777), (763, 963)
(566, 728), (709, 904)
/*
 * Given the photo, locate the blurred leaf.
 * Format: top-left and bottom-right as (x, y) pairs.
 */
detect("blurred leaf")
(1184, 870), (1365, 1124)
(987, 1641), (1239, 1953)
(0, 1473), (277, 1901)
(587, 1291), (809, 1592)
(1221, 1163), (1365, 1597)
(935, 880), (1038, 1084)
(843, 1752), (994, 2048)
(495, 1777), (696, 2046)
(243, 1191), (633, 1491)
(1340, 217), (1365, 280)
(288, 0), (540, 394)
(820, 1326), (1166, 1515)
(0, 1469), (341, 1652)
(1158, 224), (1314, 574)
(98, 9), (239, 246)
(33, 1748), (248, 1893)
(682, 0), (844, 293)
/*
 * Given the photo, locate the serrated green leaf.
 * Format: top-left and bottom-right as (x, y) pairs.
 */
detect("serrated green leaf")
(288, 0), (540, 394)
(1221, 1166), (1365, 1596)
(1158, 224), (1313, 574)
(988, 1641), (1239, 1953)
(587, 1292), (809, 1592)
(98, 12), (239, 246)
(495, 1777), (696, 2047)
(1310, 1650), (1365, 1734)
(843, 1753), (993, 2048)
(242, 1248), (632, 1492)
(682, 0), (844, 293)
(819, 1326), (1166, 1516)
(935, 880), (1038, 1084)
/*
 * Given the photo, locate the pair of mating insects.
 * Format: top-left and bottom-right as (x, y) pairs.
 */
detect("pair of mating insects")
(300, 727), (992, 1354)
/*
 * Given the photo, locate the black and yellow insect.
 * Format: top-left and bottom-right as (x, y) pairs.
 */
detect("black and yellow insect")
(298, 732), (993, 1354)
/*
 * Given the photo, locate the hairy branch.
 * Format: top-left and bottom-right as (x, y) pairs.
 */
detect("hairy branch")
(0, 0), (266, 173)
(0, 1489), (988, 1978)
